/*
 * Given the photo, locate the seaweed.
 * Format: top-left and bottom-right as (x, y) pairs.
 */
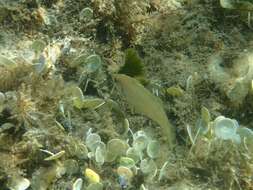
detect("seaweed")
(119, 48), (146, 80)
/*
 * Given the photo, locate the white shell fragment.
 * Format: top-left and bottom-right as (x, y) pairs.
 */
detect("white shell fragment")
(70, 54), (102, 73)
(79, 7), (93, 21)
(220, 0), (253, 10)
(82, 98), (105, 109)
(72, 178), (83, 190)
(119, 157), (135, 168)
(126, 147), (141, 163)
(0, 92), (5, 103)
(86, 133), (101, 152)
(44, 150), (65, 161)
(95, 142), (106, 165)
(85, 54), (102, 73)
(34, 43), (61, 74)
(220, 0), (235, 9)
(133, 131), (148, 151)
(213, 116), (239, 141)
(117, 166), (133, 180)
(147, 140), (159, 159)
(186, 124), (194, 145)
(106, 139), (129, 162)
(237, 127), (253, 149)
(9, 177), (30, 190)
(140, 159), (157, 179)
(158, 161), (169, 181)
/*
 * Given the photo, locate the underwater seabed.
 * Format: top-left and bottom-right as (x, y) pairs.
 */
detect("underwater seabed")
(0, 0), (253, 189)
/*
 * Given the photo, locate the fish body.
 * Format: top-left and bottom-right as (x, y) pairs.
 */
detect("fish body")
(114, 74), (175, 147)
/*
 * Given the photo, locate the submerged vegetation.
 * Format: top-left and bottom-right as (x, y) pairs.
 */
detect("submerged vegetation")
(0, 0), (253, 189)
